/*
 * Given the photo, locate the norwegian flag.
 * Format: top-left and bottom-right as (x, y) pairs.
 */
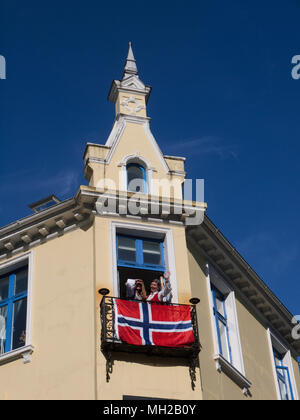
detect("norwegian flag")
(114, 299), (195, 347)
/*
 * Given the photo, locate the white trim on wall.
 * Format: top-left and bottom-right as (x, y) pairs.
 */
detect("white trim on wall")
(206, 263), (249, 392)
(105, 115), (169, 173)
(118, 153), (155, 195)
(205, 263), (219, 356)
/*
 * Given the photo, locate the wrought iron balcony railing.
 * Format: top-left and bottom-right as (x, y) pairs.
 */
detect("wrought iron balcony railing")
(100, 296), (201, 388)
(100, 296), (200, 358)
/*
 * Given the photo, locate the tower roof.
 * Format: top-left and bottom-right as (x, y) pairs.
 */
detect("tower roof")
(108, 42), (152, 104)
(123, 42), (138, 78)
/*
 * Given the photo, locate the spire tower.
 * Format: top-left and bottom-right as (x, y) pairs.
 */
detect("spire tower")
(123, 42), (138, 78)
(108, 43), (152, 117)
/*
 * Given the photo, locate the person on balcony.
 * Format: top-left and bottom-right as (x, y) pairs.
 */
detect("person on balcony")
(134, 279), (147, 300)
(125, 278), (147, 300)
(147, 271), (173, 303)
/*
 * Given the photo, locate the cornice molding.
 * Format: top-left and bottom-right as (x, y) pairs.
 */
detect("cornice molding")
(0, 186), (207, 259)
(0, 197), (93, 259)
(77, 186), (206, 225)
(108, 79), (152, 104)
(163, 155), (187, 162)
(186, 216), (300, 357)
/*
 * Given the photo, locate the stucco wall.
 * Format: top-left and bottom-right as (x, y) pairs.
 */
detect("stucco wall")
(0, 224), (96, 400)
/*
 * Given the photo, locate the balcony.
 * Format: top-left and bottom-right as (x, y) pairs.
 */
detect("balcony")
(100, 296), (200, 359)
(100, 296), (201, 387)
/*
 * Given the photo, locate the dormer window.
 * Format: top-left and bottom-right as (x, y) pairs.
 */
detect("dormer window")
(126, 163), (147, 193)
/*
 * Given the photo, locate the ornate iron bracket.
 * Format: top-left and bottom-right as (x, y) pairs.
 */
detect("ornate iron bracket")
(189, 355), (198, 391)
(104, 351), (113, 383)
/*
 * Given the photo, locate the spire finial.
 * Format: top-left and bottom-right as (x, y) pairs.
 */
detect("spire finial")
(123, 42), (138, 78)
(108, 42), (151, 104)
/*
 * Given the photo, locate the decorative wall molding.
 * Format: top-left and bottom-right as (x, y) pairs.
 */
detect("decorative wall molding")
(104, 115), (170, 173)
(120, 96), (145, 115)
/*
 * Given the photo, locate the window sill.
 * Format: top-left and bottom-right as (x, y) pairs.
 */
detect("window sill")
(214, 354), (252, 395)
(0, 345), (34, 366)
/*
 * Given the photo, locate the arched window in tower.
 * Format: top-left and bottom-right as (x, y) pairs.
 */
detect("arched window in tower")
(126, 163), (147, 193)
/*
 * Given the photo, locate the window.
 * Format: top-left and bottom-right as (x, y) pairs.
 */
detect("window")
(273, 349), (294, 400)
(117, 235), (164, 269)
(207, 265), (250, 392)
(111, 222), (178, 303)
(0, 266), (28, 355)
(126, 163), (147, 193)
(268, 330), (298, 400)
(211, 286), (232, 364)
(117, 234), (165, 298)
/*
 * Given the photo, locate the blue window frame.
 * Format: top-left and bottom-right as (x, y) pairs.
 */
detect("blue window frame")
(126, 163), (147, 193)
(117, 235), (165, 271)
(211, 286), (232, 363)
(0, 266), (28, 355)
(273, 349), (294, 400)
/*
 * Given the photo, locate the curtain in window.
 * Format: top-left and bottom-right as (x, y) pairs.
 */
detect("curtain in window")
(0, 307), (7, 355)
(12, 298), (27, 350)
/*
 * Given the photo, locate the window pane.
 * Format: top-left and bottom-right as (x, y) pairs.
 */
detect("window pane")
(0, 305), (8, 355)
(218, 319), (230, 362)
(273, 349), (283, 366)
(0, 276), (9, 301)
(118, 237), (136, 262)
(127, 165), (145, 193)
(15, 268), (28, 295)
(143, 241), (161, 266)
(277, 373), (289, 400)
(12, 298), (27, 350)
(215, 296), (225, 318)
(276, 367), (292, 400)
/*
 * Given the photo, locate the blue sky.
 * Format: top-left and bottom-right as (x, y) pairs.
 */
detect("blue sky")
(0, 0), (299, 315)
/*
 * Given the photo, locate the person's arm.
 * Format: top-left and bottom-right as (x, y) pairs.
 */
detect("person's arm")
(137, 279), (147, 300)
(158, 272), (172, 301)
(125, 279), (136, 298)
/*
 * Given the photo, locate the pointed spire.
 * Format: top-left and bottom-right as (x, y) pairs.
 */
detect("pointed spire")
(123, 42), (138, 78)
(108, 43), (151, 105)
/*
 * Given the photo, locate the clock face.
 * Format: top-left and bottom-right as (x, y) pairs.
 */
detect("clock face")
(121, 96), (145, 115)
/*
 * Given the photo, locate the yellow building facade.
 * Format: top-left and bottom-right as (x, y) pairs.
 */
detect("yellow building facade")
(0, 44), (299, 400)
